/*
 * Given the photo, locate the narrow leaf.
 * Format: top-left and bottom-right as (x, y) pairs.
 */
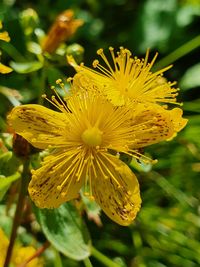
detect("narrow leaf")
(10, 61), (43, 73)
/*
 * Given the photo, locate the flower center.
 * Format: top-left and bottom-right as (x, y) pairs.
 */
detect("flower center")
(81, 127), (102, 147)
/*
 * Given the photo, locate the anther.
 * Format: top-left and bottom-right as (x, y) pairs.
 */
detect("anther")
(97, 48), (103, 55)
(93, 59), (99, 68)
(67, 77), (73, 82)
(56, 78), (62, 84)
(61, 192), (66, 198)
(152, 159), (158, 164)
(57, 185), (62, 191)
(127, 190), (132, 196)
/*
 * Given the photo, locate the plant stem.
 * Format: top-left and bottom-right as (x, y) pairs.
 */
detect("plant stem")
(17, 241), (50, 267)
(153, 35), (200, 70)
(4, 158), (30, 267)
(38, 66), (47, 105)
(91, 246), (121, 267)
(83, 257), (93, 267)
(54, 249), (63, 267)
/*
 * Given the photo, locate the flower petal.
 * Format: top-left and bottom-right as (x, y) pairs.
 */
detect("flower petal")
(169, 108), (188, 132)
(132, 104), (180, 148)
(0, 63), (12, 74)
(28, 149), (84, 208)
(0, 228), (9, 266)
(0, 31), (10, 42)
(92, 153), (141, 226)
(8, 104), (69, 149)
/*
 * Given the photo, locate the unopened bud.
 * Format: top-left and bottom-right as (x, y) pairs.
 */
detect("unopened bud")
(13, 133), (31, 158)
(42, 9), (84, 54)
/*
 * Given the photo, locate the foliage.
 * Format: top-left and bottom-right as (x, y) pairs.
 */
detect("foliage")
(0, 0), (200, 266)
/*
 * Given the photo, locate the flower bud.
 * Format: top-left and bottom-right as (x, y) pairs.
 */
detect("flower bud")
(13, 133), (31, 158)
(42, 9), (84, 54)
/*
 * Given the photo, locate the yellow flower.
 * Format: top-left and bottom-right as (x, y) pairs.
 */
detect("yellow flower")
(8, 88), (186, 225)
(0, 63), (13, 74)
(12, 246), (43, 267)
(0, 21), (10, 42)
(0, 228), (43, 267)
(0, 228), (9, 266)
(0, 21), (12, 74)
(67, 47), (180, 106)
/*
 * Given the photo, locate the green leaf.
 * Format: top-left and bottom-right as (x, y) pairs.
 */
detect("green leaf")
(0, 205), (13, 234)
(46, 67), (64, 85)
(183, 99), (200, 113)
(176, 4), (200, 27)
(27, 41), (42, 55)
(131, 0), (177, 52)
(81, 192), (102, 226)
(180, 63), (200, 90)
(0, 152), (21, 176)
(129, 157), (153, 173)
(34, 202), (91, 260)
(0, 172), (21, 201)
(10, 61), (43, 73)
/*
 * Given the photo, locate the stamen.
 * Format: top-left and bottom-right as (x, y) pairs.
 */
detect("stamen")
(95, 153), (122, 187)
(96, 48), (115, 74)
(51, 84), (71, 112)
(109, 46), (118, 71)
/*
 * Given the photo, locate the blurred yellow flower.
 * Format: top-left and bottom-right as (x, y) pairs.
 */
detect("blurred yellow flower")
(0, 228), (43, 267)
(0, 21), (12, 74)
(0, 228), (9, 266)
(8, 87), (186, 225)
(68, 47), (180, 106)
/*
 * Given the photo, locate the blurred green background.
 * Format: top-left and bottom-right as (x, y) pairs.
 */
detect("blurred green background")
(0, 0), (200, 266)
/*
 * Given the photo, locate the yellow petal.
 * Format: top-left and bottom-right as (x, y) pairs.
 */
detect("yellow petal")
(12, 246), (43, 267)
(92, 153), (141, 226)
(28, 149), (84, 208)
(67, 54), (80, 71)
(132, 104), (177, 148)
(169, 107), (188, 132)
(0, 31), (10, 42)
(69, 48), (179, 106)
(0, 63), (12, 73)
(0, 228), (9, 266)
(7, 104), (69, 149)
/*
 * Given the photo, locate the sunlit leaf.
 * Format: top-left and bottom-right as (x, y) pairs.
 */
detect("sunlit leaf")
(0, 172), (21, 200)
(0, 152), (21, 176)
(34, 202), (91, 260)
(10, 61), (43, 73)
(180, 63), (200, 90)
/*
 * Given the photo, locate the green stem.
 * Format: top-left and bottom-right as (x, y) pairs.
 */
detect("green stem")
(91, 246), (121, 267)
(83, 257), (93, 267)
(38, 66), (47, 105)
(54, 249), (63, 267)
(153, 35), (200, 70)
(3, 159), (30, 267)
